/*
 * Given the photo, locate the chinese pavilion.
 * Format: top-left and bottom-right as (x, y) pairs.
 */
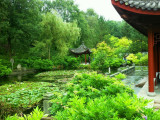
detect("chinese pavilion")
(70, 42), (92, 64)
(111, 0), (160, 96)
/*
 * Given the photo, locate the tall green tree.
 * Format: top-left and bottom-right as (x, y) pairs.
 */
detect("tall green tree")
(30, 12), (80, 59)
(42, 0), (79, 22)
(120, 21), (147, 53)
(0, 0), (9, 55)
(0, 0), (42, 58)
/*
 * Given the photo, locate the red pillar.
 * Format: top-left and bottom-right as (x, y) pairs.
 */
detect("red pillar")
(85, 54), (87, 64)
(154, 45), (158, 86)
(159, 47), (160, 77)
(148, 29), (155, 93)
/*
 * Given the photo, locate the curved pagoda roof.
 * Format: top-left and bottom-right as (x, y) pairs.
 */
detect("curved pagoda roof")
(117, 0), (160, 11)
(70, 42), (92, 55)
(111, 0), (160, 36)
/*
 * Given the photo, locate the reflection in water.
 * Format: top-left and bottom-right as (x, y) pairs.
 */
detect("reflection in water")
(122, 70), (148, 94)
(0, 73), (36, 86)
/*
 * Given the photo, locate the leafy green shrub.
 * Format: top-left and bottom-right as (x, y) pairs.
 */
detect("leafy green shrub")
(127, 53), (148, 66)
(126, 54), (138, 63)
(0, 59), (12, 77)
(127, 60), (131, 65)
(91, 41), (112, 71)
(1, 59), (11, 68)
(139, 54), (148, 66)
(15, 59), (34, 68)
(143, 108), (160, 120)
(55, 96), (120, 120)
(78, 64), (91, 69)
(91, 42), (124, 71)
(65, 56), (80, 69)
(91, 53), (110, 70)
(135, 52), (143, 59)
(6, 107), (43, 120)
(109, 57), (124, 68)
(32, 59), (53, 71)
(52, 56), (80, 70)
(54, 93), (148, 120)
(50, 72), (139, 120)
(115, 73), (126, 80)
(14, 58), (53, 70)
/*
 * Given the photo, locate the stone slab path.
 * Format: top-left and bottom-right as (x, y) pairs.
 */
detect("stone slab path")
(137, 76), (160, 110)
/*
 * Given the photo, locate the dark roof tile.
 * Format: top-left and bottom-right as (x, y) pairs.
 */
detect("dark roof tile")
(115, 0), (160, 11)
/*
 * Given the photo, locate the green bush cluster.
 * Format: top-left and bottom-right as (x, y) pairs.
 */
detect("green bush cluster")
(49, 72), (152, 119)
(126, 53), (148, 66)
(15, 58), (53, 71)
(52, 56), (80, 69)
(115, 73), (126, 80)
(32, 59), (53, 71)
(91, 57), (124, 71)
(6, 107), (43, 120)
(0, 59), (12, 77)
(91, 41), (125, 71)
(78, 64), (91, 69)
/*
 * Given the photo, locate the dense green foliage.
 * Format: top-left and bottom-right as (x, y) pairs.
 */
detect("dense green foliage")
(0, 0), (151, 119)
(0, 59), (12, 77)
(91, 41), (125, 71)
(0, 0), (148, 75)
(115, 73), (126, 80)
(6, 107), (43, 120)
(0, 0), (147, 57)
(0, 81), (52, 119)
(126, 53), (148, 66)
(52, 56), (80, 69)
(12, 58), (53, 71)
(48, 72), (153, 119)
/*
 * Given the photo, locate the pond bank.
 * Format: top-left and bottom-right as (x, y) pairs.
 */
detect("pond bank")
(122, 70), (148, 94)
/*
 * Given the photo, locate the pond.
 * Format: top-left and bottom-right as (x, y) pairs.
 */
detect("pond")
(0, 70), (74, 119)
(122, 70), (148, 94)
(0, 69), (94, 119)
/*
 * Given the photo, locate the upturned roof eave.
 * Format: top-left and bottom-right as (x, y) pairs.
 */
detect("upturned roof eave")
(112, 0), (160, 15)
(111, 0), (160, 36)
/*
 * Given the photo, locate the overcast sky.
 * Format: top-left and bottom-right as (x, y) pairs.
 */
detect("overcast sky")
(74, 0), (122, 21)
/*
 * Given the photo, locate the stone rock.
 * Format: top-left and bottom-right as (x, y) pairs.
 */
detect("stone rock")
(117, 68), (121, 72)
(17, 64), (22, 71)
(135, 77), (147, 87)
(41, 117), (54, 120)
(154, 100), (160, 104)
(153, 104), (160, 109)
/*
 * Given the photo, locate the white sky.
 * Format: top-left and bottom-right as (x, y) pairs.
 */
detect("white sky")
(74, 0), (122, 21)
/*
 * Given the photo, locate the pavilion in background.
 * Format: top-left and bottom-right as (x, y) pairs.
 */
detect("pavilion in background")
(70, 42), (92, 64)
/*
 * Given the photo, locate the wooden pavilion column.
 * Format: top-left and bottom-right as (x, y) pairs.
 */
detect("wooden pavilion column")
(159, 46), (160, 80)
(154, 45), (158, 87)
(147, 29), (156, 96)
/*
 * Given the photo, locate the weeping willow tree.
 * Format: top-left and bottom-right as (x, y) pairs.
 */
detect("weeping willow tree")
(30, 12), (80, 59)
